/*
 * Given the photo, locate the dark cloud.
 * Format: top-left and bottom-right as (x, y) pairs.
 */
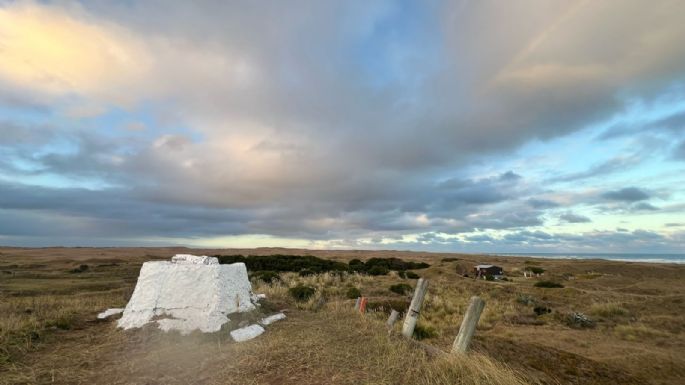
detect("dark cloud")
(632, 202), (659, 211)
(526, 198), (560, 209)
(601, 187), (650, 202)
(560, 212), (592, 223)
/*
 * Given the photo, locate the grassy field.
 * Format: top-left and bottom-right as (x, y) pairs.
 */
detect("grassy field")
(1, 247), (683, 384)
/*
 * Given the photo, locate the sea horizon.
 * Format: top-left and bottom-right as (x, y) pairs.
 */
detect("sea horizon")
(487, 252), (685, 264)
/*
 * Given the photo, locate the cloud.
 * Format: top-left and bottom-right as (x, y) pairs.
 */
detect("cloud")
(0, 1), (684, 250)
(632, 202), (659, 211)
(550, 155), (642, 182)
(526, 198), (560, 209)
(601, 187), (650, 202)
(0, 2), (151, 105)
(559, 212), (592, 223)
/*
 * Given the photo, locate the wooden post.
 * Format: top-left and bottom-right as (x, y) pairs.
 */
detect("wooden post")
(452, 296), (485, 353)
(401, 278), (429, 338)
(359, 297), (368, 313)
(386, 309), (399, 331)
(354, 297), (361, 311)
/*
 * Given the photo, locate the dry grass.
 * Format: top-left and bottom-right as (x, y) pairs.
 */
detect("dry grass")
(4, 302), (529, 385)
(588, 302), (630, 319)
(2, 247), (684, 384)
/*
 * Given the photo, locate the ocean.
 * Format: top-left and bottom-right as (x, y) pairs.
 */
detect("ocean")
(486, 252), (685, 264)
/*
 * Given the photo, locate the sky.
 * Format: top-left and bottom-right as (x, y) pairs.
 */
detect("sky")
(1, 0), (685, 253)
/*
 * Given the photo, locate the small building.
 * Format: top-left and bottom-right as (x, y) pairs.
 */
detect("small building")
(474, 264), (503, 279)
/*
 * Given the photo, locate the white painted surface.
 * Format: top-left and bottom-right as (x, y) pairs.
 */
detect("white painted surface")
(171, 254), (218, 265)
(260, 313), (286, 325)
(118, 257), (256, 334)
(97, 308), (124, 319)
(230, 324), (265, 342)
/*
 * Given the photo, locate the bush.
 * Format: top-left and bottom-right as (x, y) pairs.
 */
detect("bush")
(534, 280), (564, 288)
(413, 324), (437, 340)
(289, 285), (316, 302)
(69, 264), (89, 273)
(253, 271), (280, 284)
(441, 257), (459, 262)
(525, 266), (545, 274)
(367, 266), (389, 276)
(298, 269), (315, 277)
(350, 257), (430, 275)
(533, 306), (552, 316)
(216, 254), (348, 273)
(406, 271), (420, 279)
(346, 287), (361, 299)
(397, 270), (407, 279)
(485, 275), (495, 281)
(389, 283), (413, 295)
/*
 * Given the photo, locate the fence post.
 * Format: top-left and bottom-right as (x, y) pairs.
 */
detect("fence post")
(386, 309), (399, 331)
(359, 297), (368, 313)
(451, 296), (485, 353)
(401, 278), (429, 338)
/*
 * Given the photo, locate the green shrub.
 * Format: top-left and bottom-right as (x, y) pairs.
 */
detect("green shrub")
(253, 271), (280, 284)
(289, 285), (316, 302)
(485, 275), (495, 281)
(406, 271), (420, 279)
(413, 324), (437, 340)
(389, 283), (413, 295)
(441, 257), (459, 262)
(367, 266), (389, 276)
(349, 257), (430, 275)
(534, 280), (564, 288)
(216, 254), (348, 273)
(298, 269), (315, 277)
(525, 266), (545, 274)
(346, 287), (361, 299)
(398, 270), (407, 279)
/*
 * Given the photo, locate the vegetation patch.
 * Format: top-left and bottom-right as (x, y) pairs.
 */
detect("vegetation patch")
(389, 283), (413, 295)
(588, 303), (629, 319)
(516, 294), (536, 305)
(288, 285), (316, 302)
(413, 324), (438, 340)
(405, 271), (420, 279)
(441, 257), (459, 262)
(252, 271), (281, 284)
(349, 258), (429, 275)
(524, 266), (545, 275)
(534, 280), (564, 288)
(346, 287), (361, 299)
(533, 306), (552, 316)
(216, 254), (348, 273)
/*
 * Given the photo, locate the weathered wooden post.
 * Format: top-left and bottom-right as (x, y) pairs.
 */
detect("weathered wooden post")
(386, 309), (399, 331)
(401, 278), (429, 338)
(354, 297), (361, 311)
(452, 296), (485, 353)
